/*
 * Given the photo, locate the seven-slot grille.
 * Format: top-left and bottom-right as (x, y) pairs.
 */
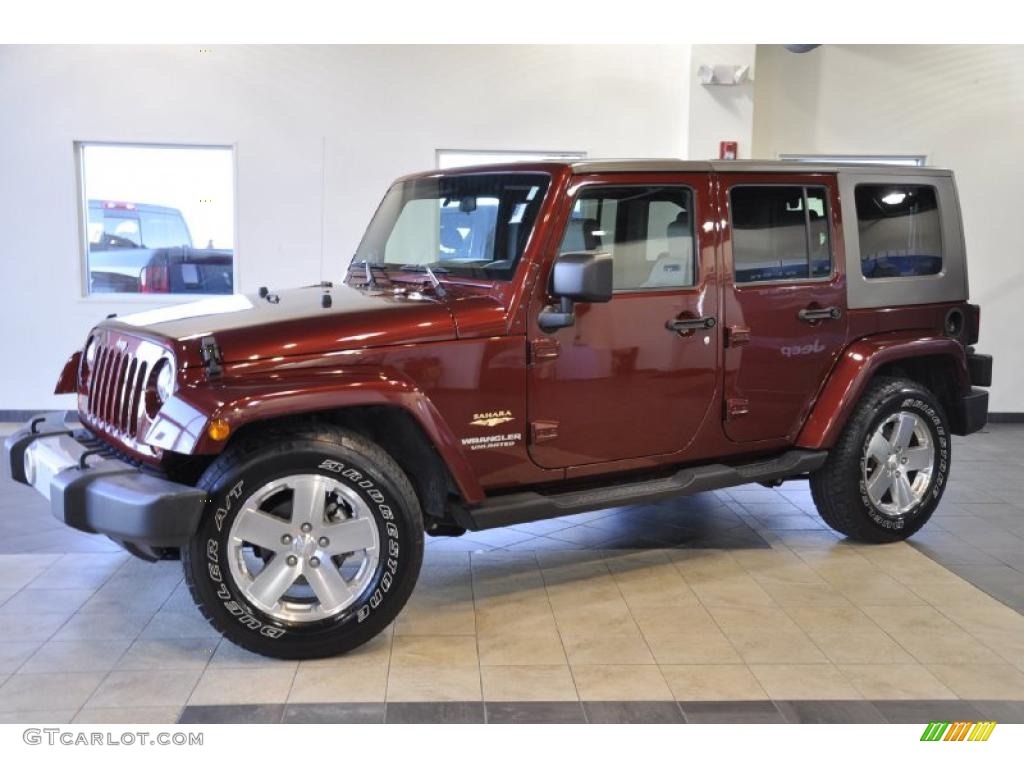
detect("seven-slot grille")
(81, 334), (167, 443)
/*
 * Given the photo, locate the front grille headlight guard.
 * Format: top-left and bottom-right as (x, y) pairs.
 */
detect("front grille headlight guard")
(146, 356), (177, 417)
(155, 357), (176, 402)
(80, 334), (98, 386)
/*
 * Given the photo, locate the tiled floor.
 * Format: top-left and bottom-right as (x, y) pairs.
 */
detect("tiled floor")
(0, 424), (1022, 723)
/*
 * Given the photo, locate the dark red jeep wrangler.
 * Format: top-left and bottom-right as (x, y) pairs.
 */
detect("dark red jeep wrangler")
(4, 160), (992, 658)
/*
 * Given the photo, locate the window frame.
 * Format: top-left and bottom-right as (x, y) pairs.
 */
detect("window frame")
(853, 182), (945, 281)
(779, 153), (926, 167)
(74, 140), (239, 303)
(558, 182), (700, 295)
(436, 148), (586, 170)
(727, 183), (836, 288)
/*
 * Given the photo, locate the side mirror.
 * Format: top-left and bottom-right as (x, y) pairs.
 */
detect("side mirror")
(552, 251), (613, 303)
(538, 251), (613, 331)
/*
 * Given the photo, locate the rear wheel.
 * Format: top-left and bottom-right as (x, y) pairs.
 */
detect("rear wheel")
(182, 424), (423, 659)
(810, 377), (950, 542)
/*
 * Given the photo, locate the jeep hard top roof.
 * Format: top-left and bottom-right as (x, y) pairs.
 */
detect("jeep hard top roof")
(566, 159), (953, 176)
(395, 158), (965, 313)
(401, 159), (953, 180)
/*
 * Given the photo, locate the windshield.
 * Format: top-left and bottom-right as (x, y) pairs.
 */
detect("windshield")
(354, 172), (550, 281)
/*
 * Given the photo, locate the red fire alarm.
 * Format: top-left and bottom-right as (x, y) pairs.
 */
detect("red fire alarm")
(719, 141), (738, 160)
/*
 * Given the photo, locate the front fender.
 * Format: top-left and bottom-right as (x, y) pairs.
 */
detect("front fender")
(54, 351), (81, 395)
(796, 332), (969, 449)
(143, 366), (483, 502)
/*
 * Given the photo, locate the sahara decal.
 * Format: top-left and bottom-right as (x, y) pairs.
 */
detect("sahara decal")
(470, 410), (514, 428)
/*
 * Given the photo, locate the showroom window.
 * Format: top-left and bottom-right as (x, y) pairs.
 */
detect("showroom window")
(730, 186), (832, 284)
(558, 186), (696, 291)
(437, 149), (585, 169)
(78, 143), (235, 296)
(855, 184), (942, 278)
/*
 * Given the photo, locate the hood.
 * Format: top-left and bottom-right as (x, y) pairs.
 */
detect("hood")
(111, 284), (457, 365)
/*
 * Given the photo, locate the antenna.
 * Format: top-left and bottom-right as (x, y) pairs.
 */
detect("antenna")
(318, 136), (327, 281)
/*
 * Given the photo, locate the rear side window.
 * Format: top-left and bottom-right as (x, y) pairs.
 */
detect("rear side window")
(855, 185), (942, 278)
(730, 186), (832, 283)
(139, 210), (191, 249)
(88, 210), (142, 250)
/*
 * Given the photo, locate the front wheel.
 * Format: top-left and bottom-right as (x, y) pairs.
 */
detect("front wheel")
(810, 377), (950, 543)
(182, 425), (424, 659)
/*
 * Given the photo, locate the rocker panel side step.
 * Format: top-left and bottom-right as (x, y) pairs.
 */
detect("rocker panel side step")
(453, 449), (827, 531)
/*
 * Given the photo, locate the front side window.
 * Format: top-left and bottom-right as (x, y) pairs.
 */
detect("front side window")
(558, 186), (695, 291)
(354, 173), (549, 281)
(730, 185), (832, 284)
(79, 143), (235, 295)
(855, 184), (942, 278)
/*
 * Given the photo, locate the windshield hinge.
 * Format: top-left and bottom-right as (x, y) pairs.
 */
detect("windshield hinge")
(199, 335), (224, 378)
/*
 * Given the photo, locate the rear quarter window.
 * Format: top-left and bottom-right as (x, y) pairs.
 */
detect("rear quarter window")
(855, 184), (942, 278)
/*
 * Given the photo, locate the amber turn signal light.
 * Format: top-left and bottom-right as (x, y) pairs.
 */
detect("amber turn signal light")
(207, 419), (231, 441)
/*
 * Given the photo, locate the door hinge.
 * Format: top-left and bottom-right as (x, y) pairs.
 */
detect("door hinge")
(530, 420), (560, 443)
(725, 398), (750, 420)
(726, 325), (751, 348)
(529, 337), (561, 363)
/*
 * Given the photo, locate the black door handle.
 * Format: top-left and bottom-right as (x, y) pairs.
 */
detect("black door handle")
(666, 316), (717, 332)
(798, 306), (842, 323)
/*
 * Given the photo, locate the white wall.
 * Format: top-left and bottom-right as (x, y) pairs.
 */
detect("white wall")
(688, 45), (756, 160)
(753, 44), (1024, 412)
(0, 45), (692, 410)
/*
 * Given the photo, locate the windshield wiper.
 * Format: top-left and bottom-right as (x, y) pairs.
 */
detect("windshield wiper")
(418, 265), (449, 298)
(398, 264), (449, 298)
(345, 259), (392, 289)
(398, 263), (450, 273)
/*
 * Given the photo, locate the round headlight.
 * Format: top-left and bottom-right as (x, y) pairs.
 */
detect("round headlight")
(84, 336), (98, 367)
(155, 358), (176, 402)
(80, 335), (97, 382)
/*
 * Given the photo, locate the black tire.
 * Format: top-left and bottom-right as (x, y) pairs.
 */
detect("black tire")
(182, 424), (424, 659)
(809, 377), (950, 543)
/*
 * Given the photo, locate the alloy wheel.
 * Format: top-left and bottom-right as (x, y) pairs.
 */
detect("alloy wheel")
(861, 411), (936, 517)
(226, 474), (380, 623)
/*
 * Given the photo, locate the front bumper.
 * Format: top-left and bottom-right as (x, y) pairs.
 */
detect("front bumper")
(3, 413), (206, 558)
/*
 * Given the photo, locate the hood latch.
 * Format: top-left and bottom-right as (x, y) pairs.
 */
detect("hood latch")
(199, 335), (224, 378)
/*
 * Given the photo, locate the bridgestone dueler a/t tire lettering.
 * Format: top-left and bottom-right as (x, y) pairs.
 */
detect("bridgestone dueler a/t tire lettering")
(810, 377), (950, 543)
(182, 425), (424, 659)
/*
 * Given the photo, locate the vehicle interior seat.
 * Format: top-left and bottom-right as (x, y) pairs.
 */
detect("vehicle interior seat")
(641, 210), (694, 288)
(440, 219), (467, 259)
(559, 217), (602, 254)
(733, 204), (808, 281)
